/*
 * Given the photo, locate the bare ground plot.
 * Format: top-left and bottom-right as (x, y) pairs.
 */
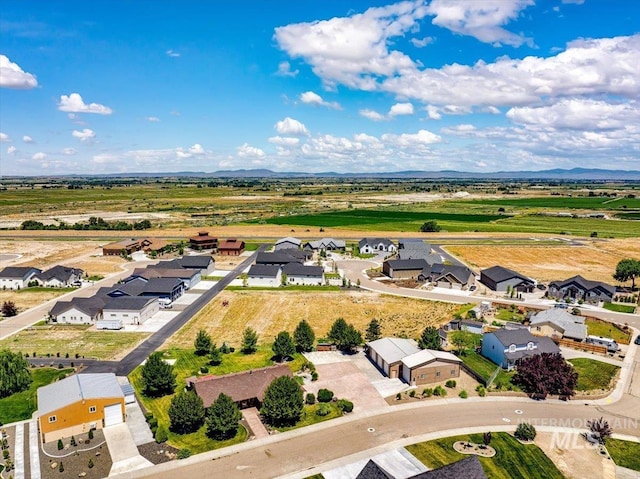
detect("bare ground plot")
(0, 325), (149, 360)
(447, 238), (640, 283)
(534, 431), (610, 479)
(163, 290), (459, 350)
(0, 288), (73, 313)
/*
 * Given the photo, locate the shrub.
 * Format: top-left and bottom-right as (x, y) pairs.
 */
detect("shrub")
(88, 428), (94, 440)
(476, 386), (486, 397)
(409, 390), (416, 397)
(396, 392), (402, 400)
(317, 388), (334, 403)
(155, 426), (168, 443)
(316, 403), (331, 416)
(515, 422), (537, 441)
(147, 417), (158, 429)
(70, 436), (76, 446)
(177, 449), (192, 460)
(200, 366), (209, 374)
(445, 380), (457, 388)
(422, 388), (433, 397)
(305, 393), (315, 405)
(433, 385), (447, 397)
(58, 363), (64, 369)
(57, 439), (63, 450)
(459, 390), (468, 399)
(59, 462), (64, 472)
(3, 449), (9, 460)
(88, 458), (94, 469)
(336, 399), (353, 413)
(311, 371), (318, 381)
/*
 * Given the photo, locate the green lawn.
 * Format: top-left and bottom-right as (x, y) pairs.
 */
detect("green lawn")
(586, 318), (631, 343)
(603, 302), (636, 314)
(460, 351), (499, 384)
(276, 403), (344, 432)
(0, 367), (74, 424)
(606, 439), (640, 471)
(406, 432), (565, 479)
(494, 308), (526, 322)
(568, 358), (620, 391)
(129, 346), (306, 452)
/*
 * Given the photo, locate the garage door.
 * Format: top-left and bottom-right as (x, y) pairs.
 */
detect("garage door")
(104, 404), (123, 427)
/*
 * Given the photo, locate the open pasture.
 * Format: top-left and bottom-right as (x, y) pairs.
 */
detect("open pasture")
(459, 195), (640, 210)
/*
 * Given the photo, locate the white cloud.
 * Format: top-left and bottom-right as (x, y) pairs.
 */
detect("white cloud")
(62, 147), (77, 155)
(237, 143), (266, 158)
(411, 36), (434, 48)
(32, 152), (46, 160)
(176, 144), (206, 158)
(0, 132), (10, 142)
(166, 49), (181, 57)
(58, 93), (113, 115)
(299, 91), (341, 109)
(425, 105), (442, 120)
(274, 117), (310, 136)
(426, 0), (534, 47)
(382, 129), (442, 147)
(0, 54), (38, 89)
(562, 0), (584, 4)
(7, 146), (16, 155)
(482, 106), (501, 114)
(22, 135), (34, 143)
(359, 109), (386, 121)
(268, 136), (300, 146)
(145, 116), (160, 122)
(276, 61), (298, 77)
(72, 128), (96, 142)
(389, 102), (414, 116)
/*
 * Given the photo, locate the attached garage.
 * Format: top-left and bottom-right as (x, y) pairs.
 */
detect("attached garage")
(104, 403), (124, 427)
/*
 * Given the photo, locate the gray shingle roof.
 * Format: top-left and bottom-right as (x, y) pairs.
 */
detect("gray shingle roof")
(248, 264), (281, 278)
(35, 265), (83, 282)
(413, 456), (487, 479)
(275, 237), (301, 247)
(490, 328), (541, 347)
(256, 252), (302, 265)
(550, 275), (615, 296)
(49, 296), (105, 317)
(359, 238), (395, 249)
(424, 264), (474, 284)
(530, 309), (587, 340)
(282, 263), (323, 277)
(38, 373), (123, 415)
(385, 259), (429, 271)
(480, 265), (531, 283)
(176, 255), (214, 269)
(0, 266), (42, 279)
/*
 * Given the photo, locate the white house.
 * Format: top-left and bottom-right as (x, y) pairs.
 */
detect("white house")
(247, 264), (282, 287)
(102, 296), (159, 326)
(274, 237), (302, 251)
(283, 263), (324, 285)
(358, 238), (397, 254)
(0, 266), (42, 290)
(34, 265), (84, 288)
(49, 297), (105, 324)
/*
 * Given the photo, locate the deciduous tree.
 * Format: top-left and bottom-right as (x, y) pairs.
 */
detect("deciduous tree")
(0, 349), (32, 398)
(613, 258), (640, 289)
(206, 393), (241, 440)
(260, 375), (304, 427)
(272, 331), (295, 362)
(1, 301), (17, 318)
(513, 353), (578, 398)
(588, 417), (613, 444)
(168, 390), (205, 434)
(420, 220), (441, 233)
(141, 351), (176, 397)
(293, 319), (315, 352)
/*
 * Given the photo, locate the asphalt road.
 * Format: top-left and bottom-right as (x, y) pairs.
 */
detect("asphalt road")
(81, 246), (265, 376)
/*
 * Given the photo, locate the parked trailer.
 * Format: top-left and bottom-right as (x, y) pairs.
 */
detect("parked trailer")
(97, 319), (123, 330)
(586, 335), (619, 353)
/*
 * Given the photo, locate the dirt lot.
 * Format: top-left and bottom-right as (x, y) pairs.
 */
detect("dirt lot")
(534, 431), (612, 479)
(447, 238), (640, 283)
(163, 289), (459, 350)
(0, 288), (73, 313)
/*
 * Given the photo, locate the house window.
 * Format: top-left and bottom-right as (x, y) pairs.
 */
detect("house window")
(509, 344), (516, 352)
(451, 369), (456, 376)
(420, 373), (425, 379)
(436, 371), (441, 377)
(49, 415), (57, 423)
(89, 406), (96, 413)
(527, 342), (534, 350)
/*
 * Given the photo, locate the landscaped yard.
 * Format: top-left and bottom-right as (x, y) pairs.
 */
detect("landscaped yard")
(603, 302), (636, 314)
(568, 358), (620, 392)
(406, 432), (565, 479)
(494, 307), (526, 322)
(459, 351), (518, 391)
(586, 318), (631, 344)
(606, 438), (640, 471)
(0, 367), (73, 424)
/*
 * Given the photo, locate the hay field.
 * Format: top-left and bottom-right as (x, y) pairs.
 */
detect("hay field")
(447, 238), (640, 283)
(164, 290), (459, 349)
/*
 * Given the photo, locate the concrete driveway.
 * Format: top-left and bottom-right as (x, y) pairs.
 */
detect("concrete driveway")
(103, 423), (153, 476)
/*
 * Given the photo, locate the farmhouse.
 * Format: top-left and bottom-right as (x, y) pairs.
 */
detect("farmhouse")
(0, 266), (42, 289)
(186, 364), (293, 409)
(529, 308), (587, 341)
(548, 275), (615, 304)
(102, 296), (159, 326)
(218, 238), (245, 256)
(189, 231), (218, 250)
(247, 264), (282, 287)
(479, 265), (535, 292)
(358, 238), (397, 254)
(382, 259), (429, 280)
(303, 238), (346, 251)
(34, 265), (84, 288)
(282, 263), (324, 285)
(37, 373), (125, 443)
(419, 264), (476, 290)
(481, 329), (561, 370)
(49, 296), (105, 324)
(274, 236), (302, 251)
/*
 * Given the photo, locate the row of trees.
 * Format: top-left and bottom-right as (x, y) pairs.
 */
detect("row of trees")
(20, 217), (152, 231)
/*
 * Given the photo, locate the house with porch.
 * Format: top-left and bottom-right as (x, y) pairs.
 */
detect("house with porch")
(49, 296), (106, 324)
(0, 266), (42, 289)
(419, 264), (476, 290)
(303, 238), (346, 252)
(481, 329), (561, 370)
(479, 265), (536, 292)
(548, 275), (615, 304)
(101, 296), (159, 326)
(189, 231), (218, 250)
(358, 238), (397, 254)
(529, 308), (587, 341)
(274, 237), (302, 251)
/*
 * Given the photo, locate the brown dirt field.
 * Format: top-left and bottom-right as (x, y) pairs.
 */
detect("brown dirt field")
(534, 432), (609, 479)
(163, 290), (459, 349)
(447, 238), (640, 283)
(0, 289), (72, 313)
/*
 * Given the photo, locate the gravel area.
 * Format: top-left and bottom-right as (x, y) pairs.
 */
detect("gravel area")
(40, 430), (112, 479)
(138, 442), (180, 465)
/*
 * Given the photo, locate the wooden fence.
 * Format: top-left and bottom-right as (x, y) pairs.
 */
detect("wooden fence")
(551, 337), (608, 355)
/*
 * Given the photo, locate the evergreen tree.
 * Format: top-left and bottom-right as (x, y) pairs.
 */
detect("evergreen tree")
(206, 393), (242, 440)
(328, 318), (362, 351)
(0, 349), (32, 398)
(1, 301), (17, 317)
(141, 351), (176, 397)
(293, 320), (315, 352)
(260, 376), (304, 427)
(418, 326), (441, 350)
(327, 318), (348, 345)
(209, 343), (222, 366)
(241, 327), (259, 354)
(168, 390), (206, 434)
(272, 331), (296, 362)
(365, 319), (382, 342)
(194, 329), (212, 356)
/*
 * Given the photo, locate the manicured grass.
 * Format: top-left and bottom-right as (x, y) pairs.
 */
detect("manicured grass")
(227, 285), (341, 292)
(459, 350), (499, 384)
(603, 302), (636, 314)
(0, 367), (73, 424)
(406, 432), (565, 479)
(568, 358), (620, 391)
(276, 403), (344, 432)
(303, 474), (324, 479)
(494, 308), (526, 322)
(606, 438), (640, 471)
(586, 318), (631, 343)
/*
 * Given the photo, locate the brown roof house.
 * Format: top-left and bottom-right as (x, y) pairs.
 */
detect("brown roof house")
(189, 231), (218, 251)
(102, 238), (143, 256)
(218, 238), (245, 256)
(186, 364), (292, 409)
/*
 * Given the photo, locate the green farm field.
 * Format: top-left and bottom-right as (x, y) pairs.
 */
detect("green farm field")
(458, 196), (640, 210)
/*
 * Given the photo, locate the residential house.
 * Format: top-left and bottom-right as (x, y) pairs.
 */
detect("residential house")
(189, 231), (218, 250)
(419, 264), (476, 290)
(366, 337), (420, 379)
(303, 238), (346, 252)
(247, 264), (282, 287)
(255, 251), (303, 266)
(548, 275), (615, 304)
(479, 265), (536, 292)
(282, 263), (324, 285)
(125, 267), (201, 289)
(218, 238), (245, 256)
(102, 238), (142, 256)
(397, 239), (439, 263)
(140, 238), (169, 255)
(398, 238), (430, 250)
(481, 329), (561, 370)
(274, 237), (302, 251)
(529, 308), (587, 341)
(186, 364), (293, 409)
(107, 277), (185, 302)
(34, 265), (84, 288)
(382, 259), (429, 280)
(175, 255), (216, 276)
(0, 266), (42, 289)
(443, 319), (484, 335)
(101, 296), (159, 326)
(37, 373), (125, 443)
(358, 238), (397, 254)
(49, 297), (105, 324)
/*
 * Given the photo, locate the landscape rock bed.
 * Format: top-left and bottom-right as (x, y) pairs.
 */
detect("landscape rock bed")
(40, 431), (111, 479)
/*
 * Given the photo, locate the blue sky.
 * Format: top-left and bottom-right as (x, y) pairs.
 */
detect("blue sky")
(1, 0), (639, 175)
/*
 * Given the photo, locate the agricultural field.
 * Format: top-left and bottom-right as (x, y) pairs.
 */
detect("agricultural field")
(163, 290), (460, 350)
(0, 325), (149, 360)
(458, 195), (640, 211)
